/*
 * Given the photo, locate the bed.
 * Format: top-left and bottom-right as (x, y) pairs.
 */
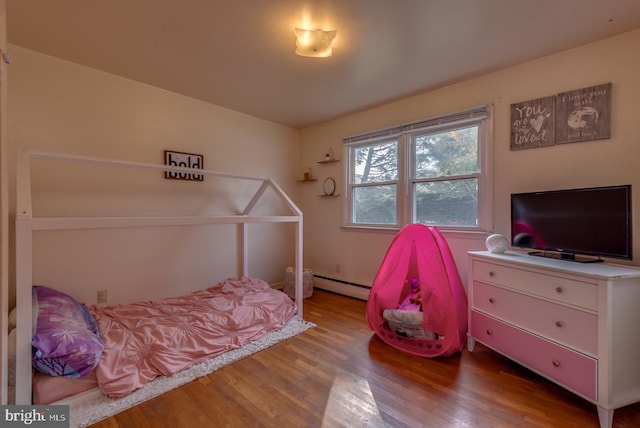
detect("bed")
(13, 151), (305, 405)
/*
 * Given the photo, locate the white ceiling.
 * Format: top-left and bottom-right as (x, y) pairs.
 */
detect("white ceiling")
(7, 0), (640, 129)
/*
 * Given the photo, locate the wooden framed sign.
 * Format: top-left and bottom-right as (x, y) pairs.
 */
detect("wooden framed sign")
(555, 82), (611, 144)
(164, 150), (204, 181)
(510, 95), (556, 150)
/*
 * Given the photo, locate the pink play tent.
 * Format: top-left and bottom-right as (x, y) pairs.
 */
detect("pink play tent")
(366, 224), (468, 357)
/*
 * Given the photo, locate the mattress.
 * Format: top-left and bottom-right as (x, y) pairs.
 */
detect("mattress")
(32, 371), (99, 405)
(30, 276), (296, 402)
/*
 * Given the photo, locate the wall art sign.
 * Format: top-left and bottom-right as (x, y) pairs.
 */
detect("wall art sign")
(509, 82), (612, 150)
(164, 150), (204, 181)
(510, 96), (556, 150)
(555, 82), (611, 144)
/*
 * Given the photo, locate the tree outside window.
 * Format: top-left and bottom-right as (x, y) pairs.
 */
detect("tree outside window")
(352, 140), (398, 225)
(412, 126), (479, 227)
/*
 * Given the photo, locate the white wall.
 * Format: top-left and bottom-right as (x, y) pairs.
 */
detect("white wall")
(7, 46), (301, 306)
(300, 29), (640, 290)
(7, 29), (640, 305)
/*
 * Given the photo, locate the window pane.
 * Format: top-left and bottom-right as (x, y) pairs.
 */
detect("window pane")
(414, 179), (478, 226)
(353, 185), (397, 224)
(414, 126), (478, 179)
(353, 141), (398, 184)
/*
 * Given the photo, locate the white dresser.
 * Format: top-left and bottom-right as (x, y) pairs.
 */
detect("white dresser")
(467, 251), (640, 428)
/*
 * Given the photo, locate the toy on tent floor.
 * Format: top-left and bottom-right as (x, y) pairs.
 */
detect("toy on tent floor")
(366, 224), (468, 357)
(382, 277), (443, 341)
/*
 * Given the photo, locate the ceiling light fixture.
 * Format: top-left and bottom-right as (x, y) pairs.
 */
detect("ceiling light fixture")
(294, 27), (337, 58)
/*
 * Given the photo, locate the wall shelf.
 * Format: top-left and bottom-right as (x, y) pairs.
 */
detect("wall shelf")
(316, 159), (340, 164)
(296, 178), (317, 183)
(317, 194), (339, 198)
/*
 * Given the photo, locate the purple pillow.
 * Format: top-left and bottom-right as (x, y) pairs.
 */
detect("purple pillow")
(32, 286), (103, 377)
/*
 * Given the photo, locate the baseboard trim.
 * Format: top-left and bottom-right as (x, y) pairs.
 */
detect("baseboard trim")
(312, 275), (370, 301)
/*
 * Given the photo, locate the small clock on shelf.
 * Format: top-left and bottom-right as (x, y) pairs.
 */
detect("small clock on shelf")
(322, 177), (336, 196)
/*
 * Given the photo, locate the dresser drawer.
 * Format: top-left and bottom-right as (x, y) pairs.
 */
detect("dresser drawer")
(472, 281), (597, 355)
(470, 311), (597, 400)
(472, 261), (597, 311)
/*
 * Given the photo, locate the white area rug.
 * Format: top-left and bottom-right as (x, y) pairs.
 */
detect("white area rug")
(71, 318), (314, 428)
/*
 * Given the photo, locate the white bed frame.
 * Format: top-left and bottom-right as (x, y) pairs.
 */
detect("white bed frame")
(13, 150), (304, 405)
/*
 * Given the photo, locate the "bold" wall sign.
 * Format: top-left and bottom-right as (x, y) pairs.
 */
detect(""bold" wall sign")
(164, 150), (204, 181)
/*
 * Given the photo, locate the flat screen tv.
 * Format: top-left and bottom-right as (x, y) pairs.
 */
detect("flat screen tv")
(511, 185), (632, 261)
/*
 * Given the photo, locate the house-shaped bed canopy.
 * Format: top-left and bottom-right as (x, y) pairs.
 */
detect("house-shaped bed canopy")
(13, 150), (304, 404)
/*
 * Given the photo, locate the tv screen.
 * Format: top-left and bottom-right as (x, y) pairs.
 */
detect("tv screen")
(511, 185), (632, 261)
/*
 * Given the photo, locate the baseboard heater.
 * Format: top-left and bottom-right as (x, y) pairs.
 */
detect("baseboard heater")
(313, 274), (370, 301)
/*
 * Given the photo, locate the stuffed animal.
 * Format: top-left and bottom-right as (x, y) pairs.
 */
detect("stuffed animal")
(398, 277), (422, 311)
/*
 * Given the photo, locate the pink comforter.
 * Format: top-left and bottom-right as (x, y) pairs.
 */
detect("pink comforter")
(89, 277), (296, 397)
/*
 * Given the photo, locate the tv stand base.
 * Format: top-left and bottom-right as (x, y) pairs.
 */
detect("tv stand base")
(527, 250), (604, 263)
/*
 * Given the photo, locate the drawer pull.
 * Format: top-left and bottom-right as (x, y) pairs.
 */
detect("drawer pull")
(486, 329), (493, 335)
(556, 286), (563, 293)
(489, 297), (495, 303)
(489, 271), (496, 277)
(552, 359), (561, 367)
(555, 320), (564, 327)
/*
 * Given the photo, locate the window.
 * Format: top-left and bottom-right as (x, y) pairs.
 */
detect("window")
(345, 106), (491, 231)
(352, 138), (399, 225)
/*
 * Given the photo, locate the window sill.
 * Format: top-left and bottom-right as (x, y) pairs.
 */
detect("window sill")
(340, 224), (491, 238)
(341, 224), (400, 234)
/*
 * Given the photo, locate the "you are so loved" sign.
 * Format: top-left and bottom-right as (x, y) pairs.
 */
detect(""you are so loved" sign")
(510, 95), (556, 150)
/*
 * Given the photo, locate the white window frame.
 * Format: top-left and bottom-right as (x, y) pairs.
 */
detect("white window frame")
(343, 105), (493, 232)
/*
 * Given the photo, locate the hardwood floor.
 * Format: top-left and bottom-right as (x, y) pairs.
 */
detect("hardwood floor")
(91, 289), (640, 427)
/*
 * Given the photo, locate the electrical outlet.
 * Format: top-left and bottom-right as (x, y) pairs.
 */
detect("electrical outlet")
(97, 289), (108, 304)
